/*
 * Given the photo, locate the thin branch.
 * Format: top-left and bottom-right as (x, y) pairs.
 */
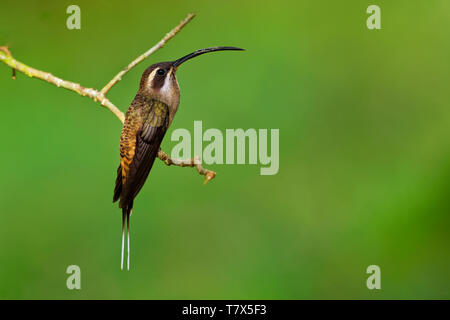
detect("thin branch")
(100, 13), (195, 95)
(0, 46), (125, 122)
(0, 14), (216, 184)
(0, 46), (16, 80)
(158, 151), (216, 184)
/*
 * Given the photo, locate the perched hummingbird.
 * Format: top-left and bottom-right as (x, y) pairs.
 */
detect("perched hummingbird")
(113, 46), (244, 270)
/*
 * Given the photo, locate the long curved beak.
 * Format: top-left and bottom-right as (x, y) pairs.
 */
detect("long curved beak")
(172, 46), (245, 68)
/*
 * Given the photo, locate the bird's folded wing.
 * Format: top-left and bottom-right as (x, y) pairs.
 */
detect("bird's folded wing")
(123, 101), (170, 201)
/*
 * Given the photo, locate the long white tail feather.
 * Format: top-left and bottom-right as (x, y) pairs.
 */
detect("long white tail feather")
(127, 227), (130, 270)
(120, 209), (132, 271)
(121, 213), (125, 270)
(121, 227), (125, 270)
(127, 212), (131, 270)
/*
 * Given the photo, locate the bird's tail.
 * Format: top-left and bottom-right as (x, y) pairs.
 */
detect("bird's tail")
(121, 203), (133, 270)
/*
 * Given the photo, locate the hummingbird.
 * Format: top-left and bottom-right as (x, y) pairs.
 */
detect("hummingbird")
(113, 46), (244, 270)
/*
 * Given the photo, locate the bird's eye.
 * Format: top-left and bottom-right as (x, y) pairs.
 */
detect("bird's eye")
(157, 69), (166, 76)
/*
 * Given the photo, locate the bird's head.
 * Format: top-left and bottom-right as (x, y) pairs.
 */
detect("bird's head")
(138, 46), (244, 107)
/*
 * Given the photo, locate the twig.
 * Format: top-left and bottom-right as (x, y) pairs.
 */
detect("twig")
(0, 46), (15, 79)
(0, 14), (216, 184)
(0, 46), (125, 122)
(101, 13), (195, 95)
(158, 151), (216, 184)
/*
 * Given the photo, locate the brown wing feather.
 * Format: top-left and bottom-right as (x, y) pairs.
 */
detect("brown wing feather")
(113, 97), (169, 209)
(128, 114), (169, 200)
(113, 164), (123, 203)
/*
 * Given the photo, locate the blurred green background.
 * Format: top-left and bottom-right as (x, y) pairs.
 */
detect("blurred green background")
(1, 0), (449, 299)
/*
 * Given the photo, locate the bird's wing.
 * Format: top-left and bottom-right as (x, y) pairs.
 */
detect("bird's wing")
(116, 99), (170, 207)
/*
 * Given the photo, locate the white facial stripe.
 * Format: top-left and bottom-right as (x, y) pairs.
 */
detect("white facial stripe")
(160, 68), (173, 94)
(146, 68), (158, 89)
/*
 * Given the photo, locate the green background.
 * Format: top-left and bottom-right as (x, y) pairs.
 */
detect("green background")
(1, 0), (449, 299)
